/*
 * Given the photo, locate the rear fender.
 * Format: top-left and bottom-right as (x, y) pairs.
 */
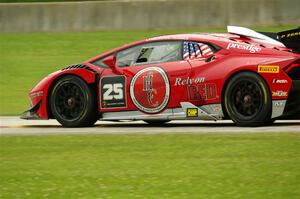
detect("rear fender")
(222, 63), (292, 101)
(256, 66), (292, 118)
(221, 65), (292, 119)
(256, 67), (292, 100)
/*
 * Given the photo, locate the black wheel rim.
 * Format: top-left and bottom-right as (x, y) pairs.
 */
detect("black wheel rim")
(230, 80), (263, 119)
(54, 82), (86, 121)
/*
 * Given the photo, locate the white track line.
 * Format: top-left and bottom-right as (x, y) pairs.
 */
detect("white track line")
(0, 117), (299, 135)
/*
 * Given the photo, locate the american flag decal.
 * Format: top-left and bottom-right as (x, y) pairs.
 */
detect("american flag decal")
(194, 43), (201, 57)
(189, 42), (196, 59)
(199, 43), (213, 56)
(183, 41), (213, 60)
(183, 41), (190, 60)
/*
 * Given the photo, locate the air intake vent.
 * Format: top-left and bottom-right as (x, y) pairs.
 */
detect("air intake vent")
(285, 61), (300, 80)
(62, 64), (96, 73)
(287, 67), (300, 80)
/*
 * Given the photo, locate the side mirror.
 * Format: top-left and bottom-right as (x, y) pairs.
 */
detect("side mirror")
(103, 55), (116, 68)
(103, 55), (122, 75)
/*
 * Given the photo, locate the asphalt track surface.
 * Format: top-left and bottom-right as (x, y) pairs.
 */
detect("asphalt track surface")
(0, 116), (300, 135)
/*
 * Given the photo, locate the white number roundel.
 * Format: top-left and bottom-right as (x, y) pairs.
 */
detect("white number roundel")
(130, 67), (170, 114)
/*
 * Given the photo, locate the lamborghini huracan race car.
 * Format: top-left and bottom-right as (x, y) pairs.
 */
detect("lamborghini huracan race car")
(21, 26), (300, 127)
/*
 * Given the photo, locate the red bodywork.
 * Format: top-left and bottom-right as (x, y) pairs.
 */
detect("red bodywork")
(25, 32), (300, 120)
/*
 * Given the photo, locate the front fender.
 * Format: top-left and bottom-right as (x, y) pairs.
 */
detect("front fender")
(28, 68), (97, 119)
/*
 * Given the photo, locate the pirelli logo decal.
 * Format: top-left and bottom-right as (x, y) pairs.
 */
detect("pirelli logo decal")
(186, 108), (198, 117)
(257, 65), (280, 73)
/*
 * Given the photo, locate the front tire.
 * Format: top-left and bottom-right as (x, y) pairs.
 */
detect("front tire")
(50, 75), (98, 127)
(224, 72), (272, 127)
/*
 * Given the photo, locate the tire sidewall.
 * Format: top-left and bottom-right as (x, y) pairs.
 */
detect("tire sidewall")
(224, 72), (272, 127)
(50, 75), (96, 127)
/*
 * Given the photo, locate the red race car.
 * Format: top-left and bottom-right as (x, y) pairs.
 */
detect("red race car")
(21, 26), (300, 127)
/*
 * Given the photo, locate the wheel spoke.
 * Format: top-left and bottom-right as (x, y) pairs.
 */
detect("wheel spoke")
(54, 82), (85, 121)
(230, 79), (263, 118)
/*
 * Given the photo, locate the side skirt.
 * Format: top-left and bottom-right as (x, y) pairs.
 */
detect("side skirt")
(101, 103), (224, 121)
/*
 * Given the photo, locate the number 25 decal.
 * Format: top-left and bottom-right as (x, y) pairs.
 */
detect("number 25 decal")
(100, 76), (126, 108)
(103, 83), (123, 100)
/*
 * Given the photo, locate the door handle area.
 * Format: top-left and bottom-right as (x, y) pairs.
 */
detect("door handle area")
(205, 55), (216, 63)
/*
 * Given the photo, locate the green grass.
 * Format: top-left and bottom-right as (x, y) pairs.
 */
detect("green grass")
(0, 25), (297, 115)
(0, 133), (299, 198)
(0, 0), (103, 3)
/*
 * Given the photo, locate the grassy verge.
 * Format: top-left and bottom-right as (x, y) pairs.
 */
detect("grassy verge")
(0, 133), (299, 198)
(0, 25), (296, 115)
(0, 0), (102, 2)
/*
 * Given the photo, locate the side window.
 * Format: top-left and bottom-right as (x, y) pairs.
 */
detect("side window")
(183, 41), (215, 60)
(135, 41), (182, 64)
(91, 41), (182, 68)
(91, 55), (111, 68)
(116, 45), (141, 67)
(91, 45), (141, 68)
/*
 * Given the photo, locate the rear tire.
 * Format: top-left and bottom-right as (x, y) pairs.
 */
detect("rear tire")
(224, 72), (272, 127)
(50, 75), (98, 127)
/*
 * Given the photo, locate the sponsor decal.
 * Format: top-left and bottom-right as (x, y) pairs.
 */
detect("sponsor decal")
(130, 67), (170, 114)
(175, 76), (205, 86)
(143, 72), (158, 107)
(186, 108), (198, 117)
(213, 106), (221, 113)
(272, 90), (288, 97)
(274, 101), (285, 107)
(100, 76), (126, 108)
(258, 65), (280, 73)
(278, 31), (300, 39)
(188, 83), (217, 101)
(29, 91), (43, 99)
(272, 79), (288, 84)
(226, 43), (262, 53)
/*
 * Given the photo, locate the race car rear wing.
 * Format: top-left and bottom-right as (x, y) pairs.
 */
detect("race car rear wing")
(276, 27), (300, 52)
(227, 26), (300, 53)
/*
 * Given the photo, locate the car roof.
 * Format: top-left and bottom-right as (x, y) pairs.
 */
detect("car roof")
(87, 33), (232, 62)
(86, 32), (290, 63)
(145, 33), (235, 42)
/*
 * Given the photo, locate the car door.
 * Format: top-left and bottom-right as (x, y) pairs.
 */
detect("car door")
(123, 41), (193, 114)
(97, 45), (141, 113)
(100, 40), (192, 114)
